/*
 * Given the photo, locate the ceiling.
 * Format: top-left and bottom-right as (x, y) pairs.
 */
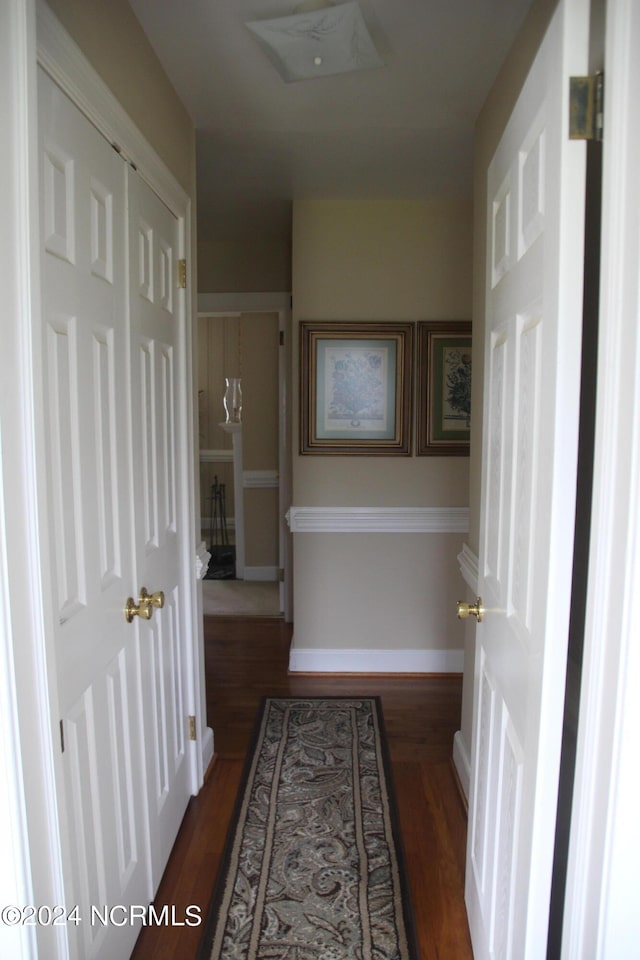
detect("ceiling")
(128, 0), (534, 244)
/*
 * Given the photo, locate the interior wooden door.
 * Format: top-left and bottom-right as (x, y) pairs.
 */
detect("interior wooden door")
(38, 67), (149, 960)
(39, 66), (195, 958)
(127, 167), (193, 891)
(466, 1), (589, 956)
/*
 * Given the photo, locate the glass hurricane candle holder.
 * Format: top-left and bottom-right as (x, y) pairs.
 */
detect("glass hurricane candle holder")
(223, 377), (242, 423)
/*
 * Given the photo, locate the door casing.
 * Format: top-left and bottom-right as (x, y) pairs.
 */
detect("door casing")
(0, 3), (208, 956)
(3, 0), (639, 957)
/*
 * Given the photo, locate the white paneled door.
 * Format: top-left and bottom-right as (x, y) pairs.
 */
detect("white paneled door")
(466, 1), (589, 957)
(127, 169), (193, 890)
(38, 68), (193, 959)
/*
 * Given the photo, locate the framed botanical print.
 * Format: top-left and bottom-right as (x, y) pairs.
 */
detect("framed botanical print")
(417, 321), (472, 456)
(300, 321), (413, 455)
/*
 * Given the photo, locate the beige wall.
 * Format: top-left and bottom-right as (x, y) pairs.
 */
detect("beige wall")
(291, 198), (472, 656)
(44, 0), (195, 197)
(198, 239), (292, 294)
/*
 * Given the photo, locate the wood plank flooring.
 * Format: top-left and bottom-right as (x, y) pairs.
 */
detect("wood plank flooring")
(131, 617), (473, 959)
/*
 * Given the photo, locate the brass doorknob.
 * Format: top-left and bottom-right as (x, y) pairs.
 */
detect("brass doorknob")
(125, 587), (165, 623)
(457, 597), (484, 622)
(143, 588), (165, 611)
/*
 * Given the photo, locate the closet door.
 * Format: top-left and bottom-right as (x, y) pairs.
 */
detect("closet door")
(38, 67), (148, 960)
(39, 68), (194, 958)
(127, 167), (192, 890)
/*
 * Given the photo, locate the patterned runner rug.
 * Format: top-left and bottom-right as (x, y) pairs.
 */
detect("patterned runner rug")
(198, 697), (417, 960)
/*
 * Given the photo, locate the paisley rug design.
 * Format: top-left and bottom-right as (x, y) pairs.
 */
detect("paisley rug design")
(198, 697), (417, 960)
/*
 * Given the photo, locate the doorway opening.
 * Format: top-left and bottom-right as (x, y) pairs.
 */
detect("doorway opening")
(197, 296), (292, 619)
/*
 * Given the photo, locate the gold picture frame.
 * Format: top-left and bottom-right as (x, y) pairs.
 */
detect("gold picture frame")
(417, 321), (472, 456)
(300, 321), (413, 455)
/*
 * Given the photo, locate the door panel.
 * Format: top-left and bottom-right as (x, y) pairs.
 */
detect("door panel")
(39, 68), (194, 958)
(39, 68), (148, 960)
(128, 169), (191, 889)
(466, 1), (589, 957)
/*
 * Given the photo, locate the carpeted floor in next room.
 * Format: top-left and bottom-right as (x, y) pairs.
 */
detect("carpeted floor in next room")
(202, 580), (281, 617)
(130, 616), (472, 960)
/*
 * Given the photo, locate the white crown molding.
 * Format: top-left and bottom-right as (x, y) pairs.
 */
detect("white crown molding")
(457, 543), (480, 592)
(244, 470), (279, 489)
(289, 646), (464, 674)
(286, 505), (470, 534)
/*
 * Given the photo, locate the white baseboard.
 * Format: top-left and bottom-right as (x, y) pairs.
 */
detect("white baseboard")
(288, 647), (464, 674)
(201, 725), (214, 777)
(244, 566), (278, 581)
(453, 730), (471, 802)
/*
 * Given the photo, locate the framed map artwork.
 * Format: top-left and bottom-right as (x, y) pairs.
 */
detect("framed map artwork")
(300, 322), (413, 455)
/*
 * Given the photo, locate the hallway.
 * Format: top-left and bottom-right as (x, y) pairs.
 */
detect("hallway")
(131, 617), (472, 959)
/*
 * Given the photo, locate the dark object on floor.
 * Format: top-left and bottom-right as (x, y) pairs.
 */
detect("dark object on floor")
(206, 474), (235, 578)
(204, 545), (236, 580)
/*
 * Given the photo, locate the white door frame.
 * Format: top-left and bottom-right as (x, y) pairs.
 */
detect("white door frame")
(3, 0), (638, 957)
(35, 0), (209, 786)
(198, 292), (293, 622)
(35, 0), (207, 784)
(0, 2), (206, 956)
(467, 1), (589, 952)
(36, 0), (206, 780)
(561, 0), (640, 952)
(0, 2), (64, 957)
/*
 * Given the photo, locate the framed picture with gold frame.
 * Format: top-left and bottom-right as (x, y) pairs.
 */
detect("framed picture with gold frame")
(417, 321), (472, 456)
(300, 321), (413, 455)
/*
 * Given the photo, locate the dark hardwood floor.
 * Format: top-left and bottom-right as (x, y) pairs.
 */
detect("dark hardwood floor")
(131, 617), (473, 959)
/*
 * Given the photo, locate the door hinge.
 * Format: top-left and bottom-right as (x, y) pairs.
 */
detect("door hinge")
(188, 715), (197, 741)
(177, 259), (187, 289)
(278, 567), (285, 582)
(279, 330), (285, 346)
(60, 720), (65, 753)
(569, 72), (604, 141)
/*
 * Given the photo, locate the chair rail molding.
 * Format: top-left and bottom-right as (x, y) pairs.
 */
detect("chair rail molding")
(244, 469), (279, 489)
(286, 505), (470, 534)
(200, 448), (233, 463)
